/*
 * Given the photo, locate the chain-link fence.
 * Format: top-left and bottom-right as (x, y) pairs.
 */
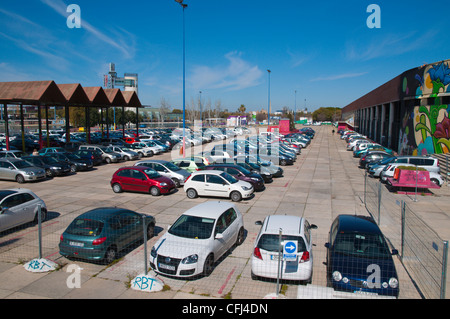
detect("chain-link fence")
(364, 172), (448, 299)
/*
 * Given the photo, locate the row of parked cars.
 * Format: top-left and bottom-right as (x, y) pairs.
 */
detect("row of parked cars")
(342, 130), (443, 186)
(108, 129), (317, 202)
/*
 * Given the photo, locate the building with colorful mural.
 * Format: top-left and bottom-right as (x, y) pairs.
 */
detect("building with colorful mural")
(342, 59), (450, 155)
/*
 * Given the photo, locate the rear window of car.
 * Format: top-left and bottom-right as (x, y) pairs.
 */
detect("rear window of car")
(257, 234), (306, 252)
(66, 218), (104, 237)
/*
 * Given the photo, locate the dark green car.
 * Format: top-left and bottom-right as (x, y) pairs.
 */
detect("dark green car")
(59, 207), (155, 264)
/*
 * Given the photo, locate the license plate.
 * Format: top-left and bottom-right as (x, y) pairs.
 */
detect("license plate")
(69, 241), (84, 247)
(270, 254), (281, 261)
(158, 263), (175, 271)
(354, 290), (378, 296)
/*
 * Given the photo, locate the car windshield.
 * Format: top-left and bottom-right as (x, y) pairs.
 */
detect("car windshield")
(66, 218), (104, 237)
(13, 160), (33, 169)
(143, 168), (160, 178)
(257, 234), (306, 252)
(67, 153), (81, 160)
(168, 214), (215, 239)
(333, 232), (391, 258)
(42, 157), (59, 164)
(220, 172), (238, 184)
(165, 162), (182, 171)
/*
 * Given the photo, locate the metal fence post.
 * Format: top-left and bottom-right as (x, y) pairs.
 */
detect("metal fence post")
(276, 228), (282, 297)
(377, 181), (382, 225)
(143, 215), (148, 276)
(38, 204), (42, 259)
(364, 170), (367, 208)
(400, 200), (405, 261)
(441, 240), (448, 299)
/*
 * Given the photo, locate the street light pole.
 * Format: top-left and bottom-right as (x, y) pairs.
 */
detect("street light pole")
(175, 0), (188, 157)
(267, 69), (271, 129)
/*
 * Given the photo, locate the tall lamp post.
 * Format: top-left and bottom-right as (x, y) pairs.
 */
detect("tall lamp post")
(267, 69), (271, 129)
(175, 0), (187, 157)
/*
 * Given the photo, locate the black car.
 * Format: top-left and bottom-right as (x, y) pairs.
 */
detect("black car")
(231, 159), (273, 183)
(22, 155), (72, 177)
(44, 152), (93, 172)
(359, 151), (394, 169)
(204, 163), (265, 191)
(72, 149), (103, 166)
(324, 215), (399, 297)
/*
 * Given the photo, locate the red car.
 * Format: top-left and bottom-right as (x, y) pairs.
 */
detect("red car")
(110, 166), (175, 196)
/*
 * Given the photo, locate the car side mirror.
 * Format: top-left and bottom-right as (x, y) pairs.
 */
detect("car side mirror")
(309, 224), (318, 230)
(255, 221), (263, 226)
(215, 233), (224, 240)
(391, 249), (399, 256)
(324, 242), (330, 248)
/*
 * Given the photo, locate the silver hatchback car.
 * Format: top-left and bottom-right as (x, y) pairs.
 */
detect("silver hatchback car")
(0, 188), (47, 232)
(0, 158), (46, 183)
(134, 159), (190, 187)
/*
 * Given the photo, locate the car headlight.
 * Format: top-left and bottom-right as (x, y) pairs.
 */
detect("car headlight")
(182, 254), (198, 264)
(250, 177), (259, 181)
(241, 186), (251, 191)
(388, 277), (399, 289)
(332, 271), (342, 282)
(150, 246), (157, 258)
(160, 182), (167, 186)
(25, 171), (35, 175)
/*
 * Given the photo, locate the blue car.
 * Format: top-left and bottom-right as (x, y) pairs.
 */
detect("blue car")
(325, 215), (399, 297)
(59, 207), (156, 264)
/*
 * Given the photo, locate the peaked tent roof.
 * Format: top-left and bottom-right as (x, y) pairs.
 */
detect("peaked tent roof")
(0, 80), (67, 105)
(57, 83), (90, 105)
(104, 88), (126, 106)
(122, 91), (142, 108)
(83, 86), (110, 106)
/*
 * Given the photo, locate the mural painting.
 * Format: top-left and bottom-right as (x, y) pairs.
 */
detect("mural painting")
(399, 61), (450, 155)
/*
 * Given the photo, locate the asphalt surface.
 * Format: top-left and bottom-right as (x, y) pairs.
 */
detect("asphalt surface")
(0, 125), (448, 299)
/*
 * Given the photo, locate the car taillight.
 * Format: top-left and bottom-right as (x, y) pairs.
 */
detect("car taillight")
(93, 237), (107, 245)
(60, 234), (64, 242)
(362, 155), (367, 160)
(253, 247), (263, 260)
(300, 251), (310, 263)
(184, 174), (192, 183)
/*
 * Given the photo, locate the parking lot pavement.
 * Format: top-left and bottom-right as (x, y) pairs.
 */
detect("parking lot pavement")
(0, 125), (448, 299)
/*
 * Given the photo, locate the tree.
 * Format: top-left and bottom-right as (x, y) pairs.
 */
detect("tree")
(238, 104), (246, 114)
(159, 97), (171, 126)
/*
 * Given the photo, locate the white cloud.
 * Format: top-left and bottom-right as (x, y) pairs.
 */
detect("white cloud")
(40, 0), (136, 59)
(310, 72), (368, 82)
(190, 51), (264, 91)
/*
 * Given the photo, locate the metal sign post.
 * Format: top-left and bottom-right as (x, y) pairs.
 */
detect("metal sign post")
(276, 228), (282, 297)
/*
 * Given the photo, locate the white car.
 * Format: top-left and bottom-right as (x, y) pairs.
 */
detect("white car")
(150, 201), (245, 277)
(251, 215), (317, 282)
(132, 142), (161, 156)
(184, 170), (254, 202)
(0, 188), (47, 232)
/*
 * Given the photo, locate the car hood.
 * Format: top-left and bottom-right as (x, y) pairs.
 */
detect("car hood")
(153, 232), (210, 259)
(153, 175), (175, 185)
(173, 169), (191, 179)
(18, 167), (45, 173)
(330, 252), (398, 281)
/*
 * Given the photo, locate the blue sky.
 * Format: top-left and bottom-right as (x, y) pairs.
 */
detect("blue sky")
(0, 0), (449, 113)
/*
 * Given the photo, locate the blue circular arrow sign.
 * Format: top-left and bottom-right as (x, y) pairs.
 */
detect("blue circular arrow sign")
(284, 241), (297, 254)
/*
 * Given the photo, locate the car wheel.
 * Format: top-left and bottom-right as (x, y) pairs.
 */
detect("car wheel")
(104, 246), (117, 264)
(146, 223), (155, 239)
(15, 175), (25, 184)
(138, 152), (143, 159)
(186, 188), (197, 199)
(203, 254), (214, 276)
(148, 151), (154, 157)
(230, 191), (242, 202)
(235, 227), (245, 246)
(70, 165), (77, 173)
(105, 157), (112, 164)
(150, 186), (161, 196)
(431, 178), (440, 186)
(280, 159), (287, 166)
(124, 156), (130, 161)
(112, 183), (122, 193)
(45, 169), (54, 178)
(172, 178), (180, 188)
(34, 208), (47, 223)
